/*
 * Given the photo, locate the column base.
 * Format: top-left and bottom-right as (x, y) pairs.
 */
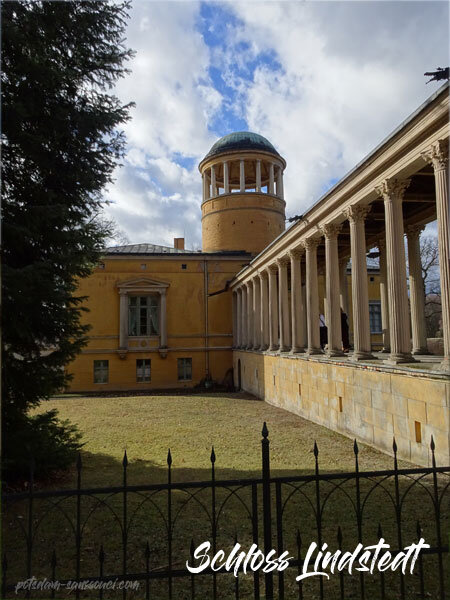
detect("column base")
(260, 344), (269, 351)
(326, 349), (346, 358)
(350, 351), (375, 362)
(268, 345), (279, 352)
(253, 345), (261, 351)
(380, 348), (391, 354)
(306, 348), (323, 356)
(438, 357), (450, 373)
(412, 348), (431, 356)
(384, 352), (416, 365)
(290, 347), (305, 354)
(279, 345), (290, 353)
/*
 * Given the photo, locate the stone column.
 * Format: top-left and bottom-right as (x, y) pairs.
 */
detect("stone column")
(236, 288), (242, 348)
(259, 271), (269, 350)
(268, 265), (279, 351)
(232, 291), (237, 348)
(345, 205), (373, 361)
(211, 164), (217, 197)
(422, 140), (449, 371)
(223, 161), (229, 194)
(304, 237), (322, 355)
(160, 289), (167, 349)
(269, 163), (275, 194)
(240, 159), (245, 192)
(203, 172), (210, 201)
(277, 257), (290, 351)
(256, 160), (262, 192)
(322, 223), (345, 356)
(246, 281), (253, 349)
(276, 167), (284, 200)
(376, 179), (413, 363)
(119, 291), (128, 349)
(406, 225), (428, 355)
(241, 285), (247, 348)
(289, 248), (305, 352)
(253, 276), (261, 350)
(378, 238), (390, 353)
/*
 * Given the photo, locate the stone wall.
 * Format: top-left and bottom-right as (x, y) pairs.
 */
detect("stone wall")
(233, 350), (449, 467)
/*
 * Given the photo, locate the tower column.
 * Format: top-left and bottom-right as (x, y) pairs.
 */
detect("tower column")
(276, 166), (284, 200)
(202, 172), (210, 201)
(211, 164), (217, 197)
(232, 291), (237, 348)
(253, 276), (261, 350)
(422, 140), (450, 372)
(269, 163), (275, 194)
(236, 288), (242, 348)
(259, 271), (269, 350)
(376, 178), (413, 364)
(277, 257), (290, 352)
(256, 160), (262, 192)
(223, 161), (229, 194)
(240, 159), (245, 192)
(289, 248), (305, 352)
(322, 223), (344, 356)
(378, 238), (390, 353)
(406, 225), (428, 355)
(268, 265), (279, 351)
(345, 205), (373, 361)
(303, 237), (322, 355)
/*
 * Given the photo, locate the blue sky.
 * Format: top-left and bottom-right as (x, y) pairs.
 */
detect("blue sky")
(106, 1), (449, 249)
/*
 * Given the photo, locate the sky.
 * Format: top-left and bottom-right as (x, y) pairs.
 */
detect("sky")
(105, 0), (449, 250)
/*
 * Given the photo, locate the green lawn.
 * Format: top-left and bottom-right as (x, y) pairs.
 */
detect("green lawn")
(4, 392), (448, 599)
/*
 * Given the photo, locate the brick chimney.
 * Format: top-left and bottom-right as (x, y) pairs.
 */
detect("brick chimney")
(174, 237), (185, 250)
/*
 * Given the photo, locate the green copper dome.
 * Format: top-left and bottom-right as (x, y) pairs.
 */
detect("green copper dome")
(205, 131), (280, 159)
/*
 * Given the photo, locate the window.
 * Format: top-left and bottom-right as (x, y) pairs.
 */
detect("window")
(178, 358), (192, 381)
(128, 296), (159, 336)
(136, 359), (151, 382)
(181, 264), (187, 270)
(94, 360), (108, 384)
(369, 301), (382, 334)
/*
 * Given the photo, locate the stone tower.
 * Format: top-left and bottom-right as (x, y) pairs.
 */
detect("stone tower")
(199, 132), (286, 254)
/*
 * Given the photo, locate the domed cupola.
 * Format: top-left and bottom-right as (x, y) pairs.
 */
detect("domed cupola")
(198, 131), (287, 254)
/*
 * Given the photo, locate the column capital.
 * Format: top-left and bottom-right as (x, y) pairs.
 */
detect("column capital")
(276, 256), (290, 267)
(320, 222), (343, 239)
(405, 223), (425, 239)
(421, 139), (448, 172)
(302, 236), (321, 250)
(375, 178), (411, 203)
(258, 269), (268, 280)
(268, 263), (278, 273)
(344, 204), (371, 223)
(288, 247), (303, 260)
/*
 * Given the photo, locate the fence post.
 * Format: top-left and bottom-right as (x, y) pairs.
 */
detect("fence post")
(261, 422), (273, 600)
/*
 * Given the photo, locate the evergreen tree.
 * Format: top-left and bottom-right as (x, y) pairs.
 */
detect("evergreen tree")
(1, 0), (134, 478)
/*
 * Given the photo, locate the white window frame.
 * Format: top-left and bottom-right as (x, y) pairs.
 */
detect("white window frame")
(177, 357), (192, 381)
(93, 360), (109, 384)
(136, 358), (151, 382)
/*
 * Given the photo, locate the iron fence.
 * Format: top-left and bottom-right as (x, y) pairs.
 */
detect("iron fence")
(2, 424), (449, 600)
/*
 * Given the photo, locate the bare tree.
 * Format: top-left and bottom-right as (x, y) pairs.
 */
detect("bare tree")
(420, 236), (441, 337)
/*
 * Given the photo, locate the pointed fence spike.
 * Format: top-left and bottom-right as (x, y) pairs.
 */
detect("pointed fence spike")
(296, 529), (301, 547)
(51, 549), (57, 569)
(2, 554), (7, 571)
(430, 436), (435, 452)
(122, 450), (128, 468)
(262, 422), (269, 439)
(337, 526), (343, 545)
(167, 448), (172, 467)
(378, 523), (383, 539)
(76, 452), (82, 470)
(190, 538), (195, 557)
(353, 439), (359, 455)
(234, 531), (238, 545)
(99, 544), (105, 562)
(392, 437), (397, 454)
(313, 440), (319, 458)
(210, 446), (216, 464)
(145, 541), (150, 560)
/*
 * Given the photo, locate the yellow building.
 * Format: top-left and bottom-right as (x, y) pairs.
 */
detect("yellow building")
(69, 132), (384, 393)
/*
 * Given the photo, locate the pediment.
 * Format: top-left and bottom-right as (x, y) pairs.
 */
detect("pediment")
(116, 277), (170, 290)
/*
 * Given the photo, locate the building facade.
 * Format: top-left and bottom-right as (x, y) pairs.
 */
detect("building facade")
(68, 87), (450, 466)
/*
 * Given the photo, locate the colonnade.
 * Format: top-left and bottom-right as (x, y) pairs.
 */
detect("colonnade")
(233, 140), (449, 370)
(202, 158), (284, 201)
